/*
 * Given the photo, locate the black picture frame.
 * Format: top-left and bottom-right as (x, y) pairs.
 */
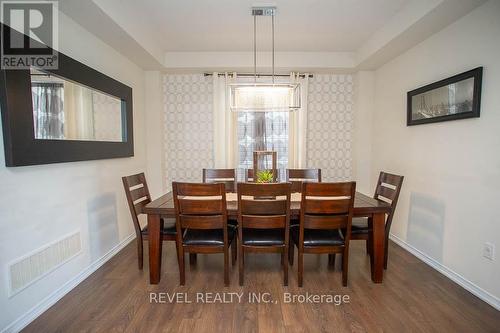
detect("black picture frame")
(0, 24), (134, 167)
(407, 67), (482, 126)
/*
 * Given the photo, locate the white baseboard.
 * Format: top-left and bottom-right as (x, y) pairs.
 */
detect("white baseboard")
(390, 234), (500, 311)
(1, 234), (136, 333)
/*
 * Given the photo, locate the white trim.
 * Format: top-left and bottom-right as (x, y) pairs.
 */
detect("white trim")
(1, 234), (136, 333)
(390, 234), (500, 311)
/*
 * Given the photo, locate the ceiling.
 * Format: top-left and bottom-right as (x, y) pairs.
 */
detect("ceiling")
(59, 0), (486, 70)
(137, 0), (410, 52)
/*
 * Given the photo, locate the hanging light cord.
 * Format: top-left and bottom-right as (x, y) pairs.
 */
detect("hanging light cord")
(254, 15), (257, 84)
(272, 14), (275, 84)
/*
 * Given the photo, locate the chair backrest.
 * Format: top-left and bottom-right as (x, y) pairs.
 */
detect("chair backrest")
(373, 172), (404, 234)
(300, 182), (356, 236)
(202, 168), (236, 192)
(122, 173), (151, 236)
(172, 182), (228, 231)
(237, 182), (291, 229)
(245, 169), (278, 182)
(286, 168), (322, 192)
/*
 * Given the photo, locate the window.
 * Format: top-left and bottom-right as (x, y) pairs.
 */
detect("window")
(237, 111), (288, 176)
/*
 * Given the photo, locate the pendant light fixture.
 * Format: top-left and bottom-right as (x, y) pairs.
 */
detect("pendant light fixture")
(229, 7), (301, 112)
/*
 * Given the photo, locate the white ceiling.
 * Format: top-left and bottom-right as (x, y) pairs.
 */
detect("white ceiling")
(59, 0), (486, 70)
(139, 0), (411, 52)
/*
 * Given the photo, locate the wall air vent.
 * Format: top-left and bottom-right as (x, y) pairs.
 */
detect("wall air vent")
(8, 231), (82, 297)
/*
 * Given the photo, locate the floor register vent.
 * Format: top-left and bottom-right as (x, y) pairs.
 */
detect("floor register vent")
(8, 231), (82, 297)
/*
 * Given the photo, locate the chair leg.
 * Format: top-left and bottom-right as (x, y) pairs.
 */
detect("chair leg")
(328, 254), (336, 268)
(283, 248), (289, 286)
(342, 249), (349, 287)
(174, 240), (180, 266)
(231, 238), (237, 266)
(298, 249), (304, 287)
(384, 235), (389, 269)
(189, 253), (197, 265)
(136, 237), (143, 270)
(224, 246), (229, 287)
(239, 246), (244, 286)
(281, 252), (285, 266)
(179, 247), (185, 286)
(288, 242), (294, 266)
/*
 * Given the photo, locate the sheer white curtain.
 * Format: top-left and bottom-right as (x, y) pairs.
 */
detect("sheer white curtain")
(288, 72), (309, 168)
(213, 72), (238, 167)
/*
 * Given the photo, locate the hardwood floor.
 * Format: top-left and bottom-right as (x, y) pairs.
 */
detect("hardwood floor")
(23, 240), (499, 332)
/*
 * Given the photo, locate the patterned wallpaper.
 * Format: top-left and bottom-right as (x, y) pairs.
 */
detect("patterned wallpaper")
(162, 73), (354, 186)
(306, 74), (353, 181)
(163, 74), (213, 188)
(92, 92), (123, 142)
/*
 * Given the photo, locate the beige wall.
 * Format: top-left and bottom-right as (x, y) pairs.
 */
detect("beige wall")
(0, 11), (147, 331)
(371, 0), (500, 307)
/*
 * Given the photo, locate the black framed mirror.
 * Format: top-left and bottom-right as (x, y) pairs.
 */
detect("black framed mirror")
(0, 24), (133, 167)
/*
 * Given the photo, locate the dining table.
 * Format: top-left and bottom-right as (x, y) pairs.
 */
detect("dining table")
(143, 191), (391, 284)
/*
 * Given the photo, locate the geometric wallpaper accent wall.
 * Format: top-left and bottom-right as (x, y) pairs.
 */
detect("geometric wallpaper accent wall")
(163, 74), (213, 189)
(306, 74), (354, 181)
(162, 73), (354, 187)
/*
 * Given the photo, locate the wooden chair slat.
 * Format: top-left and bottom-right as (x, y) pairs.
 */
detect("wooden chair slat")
(303, 214), (348, 229)
(202, 169), (236, 192)
(376, 185), (396, 201)
(178, 198), (224, 215)
(124, 173), (144, 187)
(175, 182), (224, 196)
(303, 198), (352, 214)
(287, 167), (322, 194)
(180, 215), (224, 229)
(380, 172), (402, 186)
(241, 215), (286, 228)
(286, 169), (321, 181)
(133, 198), (149, 214)
(302, 182), (353, 196)
(240, 199), (288, 215)
(130, 186), (148, 202)
(203, 168), (236, 179)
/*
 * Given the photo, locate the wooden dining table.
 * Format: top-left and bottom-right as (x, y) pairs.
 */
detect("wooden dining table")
(144, 191), (391, 284)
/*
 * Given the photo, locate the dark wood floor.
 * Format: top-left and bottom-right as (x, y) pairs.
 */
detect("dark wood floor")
(24, 240), (499, 332)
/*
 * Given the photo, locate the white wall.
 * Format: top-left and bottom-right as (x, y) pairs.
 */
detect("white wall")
(144, 71), (164, 197)
(0, 12), (147, 331)
(372, 0), (500, 306)
(353, 71), (375, 194)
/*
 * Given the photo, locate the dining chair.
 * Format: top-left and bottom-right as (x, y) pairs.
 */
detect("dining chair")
(237, 182), (292, 286)
(286, 168), (322, 228)
(122, 173), (177, 270)
(172, 182), (236, 286)
(245, 169), (279, 182)
(351, 171), (404, 269)
(286, 168), (322, 193)
(202, 168), (237, 192)
(290, 181), (356, 287)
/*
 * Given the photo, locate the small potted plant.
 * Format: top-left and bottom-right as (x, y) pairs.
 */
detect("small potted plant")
(256, 170), (274, 183)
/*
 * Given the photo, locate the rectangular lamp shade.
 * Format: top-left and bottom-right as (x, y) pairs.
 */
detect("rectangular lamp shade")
(229, 83), (301, 112)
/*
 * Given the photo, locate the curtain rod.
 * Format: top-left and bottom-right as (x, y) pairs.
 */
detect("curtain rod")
(203, 72), (313, 78)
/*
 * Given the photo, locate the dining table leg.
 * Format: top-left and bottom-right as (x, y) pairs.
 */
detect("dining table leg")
(148, 213), (162, 284)
(371, 212), (385, 283)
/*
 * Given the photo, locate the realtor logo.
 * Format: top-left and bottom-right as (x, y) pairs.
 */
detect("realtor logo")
(1, 0), (58, 69)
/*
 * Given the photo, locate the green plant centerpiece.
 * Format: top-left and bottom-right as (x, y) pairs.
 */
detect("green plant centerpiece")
(256, 170), (274, 183)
